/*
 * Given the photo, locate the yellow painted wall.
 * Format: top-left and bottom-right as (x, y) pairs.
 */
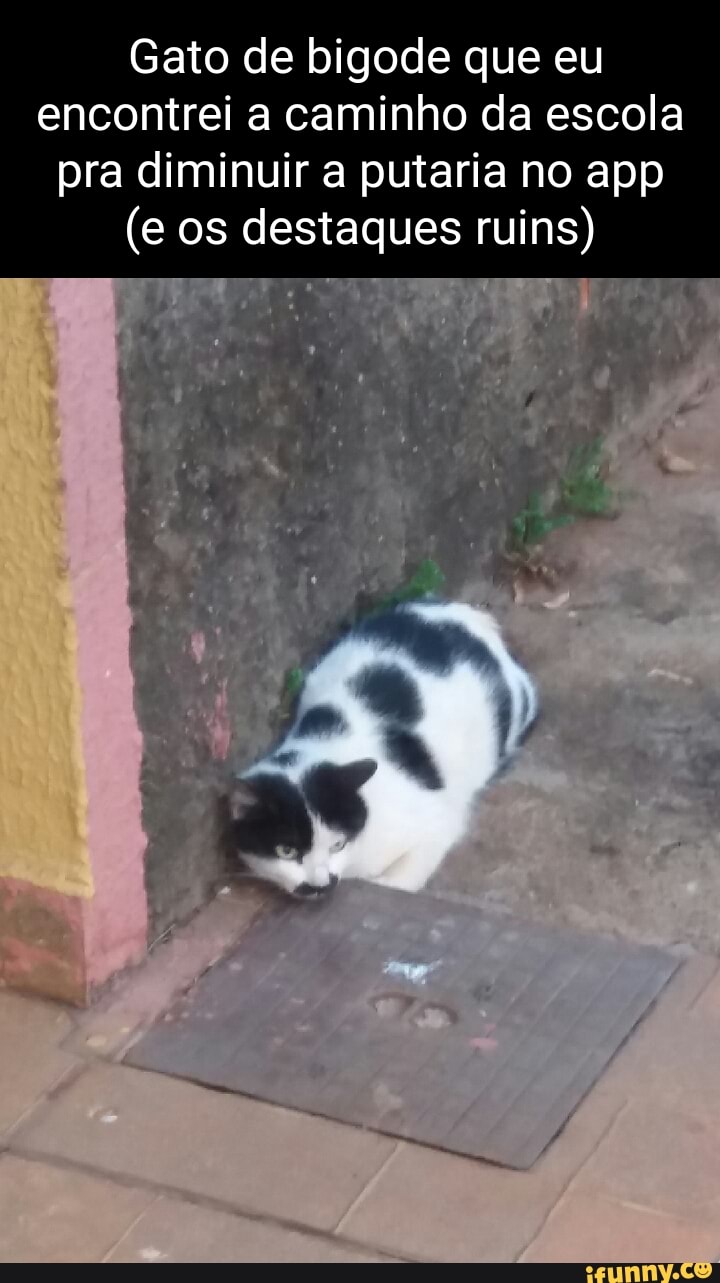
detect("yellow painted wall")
(0, 279), (93, 896)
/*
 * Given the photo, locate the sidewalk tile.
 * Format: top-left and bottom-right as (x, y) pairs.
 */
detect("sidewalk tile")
(522, 1192), (720, 1261)
(14, 1063), (395, 1232)
(0, 1154), (152, 1263)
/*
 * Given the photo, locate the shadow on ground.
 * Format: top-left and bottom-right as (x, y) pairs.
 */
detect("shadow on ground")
(438, 386), (720, 952)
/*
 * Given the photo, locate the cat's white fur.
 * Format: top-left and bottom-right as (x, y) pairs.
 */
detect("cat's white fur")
(240, 601), (537, 896)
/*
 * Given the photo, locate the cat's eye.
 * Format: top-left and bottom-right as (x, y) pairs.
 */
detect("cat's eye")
(275, 844), (298, 861)
(330, 838), (347, 854)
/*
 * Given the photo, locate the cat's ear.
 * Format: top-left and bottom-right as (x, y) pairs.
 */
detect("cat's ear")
(228, 779), (258, 821)
(338, 759), (378, 792)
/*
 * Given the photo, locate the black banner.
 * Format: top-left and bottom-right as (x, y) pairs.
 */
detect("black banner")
(3, 22), (716, 273)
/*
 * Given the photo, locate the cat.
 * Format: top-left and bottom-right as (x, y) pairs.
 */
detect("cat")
(228, 598), (538, 899)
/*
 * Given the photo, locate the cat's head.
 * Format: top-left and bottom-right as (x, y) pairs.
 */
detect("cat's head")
(228, 758), (377, 898)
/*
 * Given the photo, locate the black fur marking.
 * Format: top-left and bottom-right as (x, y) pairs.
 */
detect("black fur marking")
(356, 606), (515, 755)
(350, 663), (422, 725)
(231, 773), (312, 861)
(490, 753), (514, 783)
(517, 691), (539, 746)
(302, 761), (374, 837)
(355, 608), (497, 681)
(496, 680), (513, 754)
(384, 727), (444, 791)
(519, 680), (530, 730)
(295, 704), (349, 738)
(271, 750), (299, 768)
(356, 609), (455, 674)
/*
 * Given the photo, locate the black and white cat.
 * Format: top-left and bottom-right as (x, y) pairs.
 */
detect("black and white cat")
(229, 599), (537, 898)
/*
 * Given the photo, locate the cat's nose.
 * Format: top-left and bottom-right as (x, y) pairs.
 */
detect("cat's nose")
(294, 874), (338, 899)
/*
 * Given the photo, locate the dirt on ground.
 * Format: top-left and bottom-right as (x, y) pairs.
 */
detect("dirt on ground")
(437, 383), (720, 953)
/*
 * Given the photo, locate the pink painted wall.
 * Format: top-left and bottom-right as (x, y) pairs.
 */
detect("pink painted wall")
(50, 279), (148, 987)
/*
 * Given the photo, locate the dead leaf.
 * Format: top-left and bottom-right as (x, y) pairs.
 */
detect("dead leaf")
(504, 551), (560, 586)
(512, 577), (526, 605)
(542, 590), (571, 610)
(657, 447), (698, 475)
(642, 424), (666, 452)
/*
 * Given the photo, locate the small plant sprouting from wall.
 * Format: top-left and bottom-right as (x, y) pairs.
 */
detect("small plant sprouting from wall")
(281, 559), (445, 704)
(371, 558), (445, 613)
(283, 666), (305, 701)
(509, 438), (616, 554)
(505, 439), (617, 596)
(510, 495), (574, 551)
(560, 440), (616, 518)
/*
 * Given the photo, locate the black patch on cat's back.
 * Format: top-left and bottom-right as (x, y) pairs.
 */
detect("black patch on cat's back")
(356, 610), (454, 674)
(384, 727), (444, 791)
(356, 607), (500, 685)
(349, 663), (422, 725)
(271, 750), (299, 768)
(295, 705), (349, 738)
(232, 773), (312, 859)
(494, 679), (513, 755)
(302, 764), (369, 837)
(516, 683), (539, 746)
(356, 607), (515, 755)
(519, 680), (530, 730)
(450, 625), (513, 754)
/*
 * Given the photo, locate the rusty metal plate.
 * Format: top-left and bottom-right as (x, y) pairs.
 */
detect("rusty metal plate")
(126, 884), (680, 1169)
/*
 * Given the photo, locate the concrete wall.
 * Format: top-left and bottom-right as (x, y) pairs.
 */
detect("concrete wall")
(115, 277), (720, 933)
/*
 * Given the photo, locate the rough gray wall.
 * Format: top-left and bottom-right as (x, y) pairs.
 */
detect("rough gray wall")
(115, 277), (720, 933)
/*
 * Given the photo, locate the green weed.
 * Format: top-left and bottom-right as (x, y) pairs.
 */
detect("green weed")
(560, 439), (616, 517)
(371, 558), (445, 614)
(509, 439), (616, 553)
(283, 666), (305, 699)
(280, 559), (445, 702)
(510, 493), (574, 550)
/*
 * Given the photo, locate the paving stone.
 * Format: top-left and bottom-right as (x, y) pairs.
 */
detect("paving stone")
(692, 968), (720, 1020)
(0, 993), (76, 1135)
(601, 961), (720, 1109)
(341, 1088), (623, 1262)
(107, 1195), (395, 1263)
(0, 1155), (152, 1263)
(15, 1063), (396, 1232)
(522, 1192), (720, 1262)
(573, 1100), (720, 1220)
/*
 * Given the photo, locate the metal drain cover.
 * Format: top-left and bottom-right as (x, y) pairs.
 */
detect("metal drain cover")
(126, 883), (680, 1169)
